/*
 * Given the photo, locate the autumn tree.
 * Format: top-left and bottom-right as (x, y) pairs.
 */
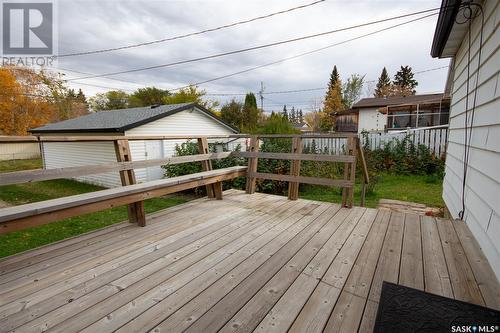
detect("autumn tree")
(304, 111), (322, 132)
(393, 66), (418, 96)
(374, 67), (391, 97)
(89, 90), (129, 111)
(163, 85), (218, 111)
(322, 65), (343, 131)
(0, 66), (63, 135)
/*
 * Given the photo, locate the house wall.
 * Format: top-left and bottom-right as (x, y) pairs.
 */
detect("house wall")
(125, 107), (236, 183)
(357, 108), (387, 133)
(0, 142), (40, 160)
(442, 0), (500, 278)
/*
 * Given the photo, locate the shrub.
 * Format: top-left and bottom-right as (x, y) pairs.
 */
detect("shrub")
(162, 141), (246, 194)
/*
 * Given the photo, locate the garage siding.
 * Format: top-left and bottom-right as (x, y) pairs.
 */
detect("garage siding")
(442, 0), (500, 278)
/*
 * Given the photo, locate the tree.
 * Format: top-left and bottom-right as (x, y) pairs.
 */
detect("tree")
(322, 65), (343, 130)
(89, 90), (129, 111)
(241, 92), (260, 132)
(163, 85), (218, 111)
(0, 67), (55, 135)
(282, 105), (288, 121)
(342, 74), (365, 109)
(290, 107), (296, 123)
(298, 109), (304, 123)
(129, 87), (169, 107)
(374, 67), (391, 97)
(258, 112), (298, 134)
(393, 66), (418, 96)
(220, 99), (243, 130)
(304, 111), (322, 132)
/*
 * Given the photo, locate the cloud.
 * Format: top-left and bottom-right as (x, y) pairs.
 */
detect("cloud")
(55, 0), (450, 112)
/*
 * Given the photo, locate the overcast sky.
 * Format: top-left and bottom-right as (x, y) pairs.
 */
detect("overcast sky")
(54, 0), (450, 112)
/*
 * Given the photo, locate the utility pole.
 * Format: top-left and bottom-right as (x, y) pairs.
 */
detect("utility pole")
(259, 81), (264, 111)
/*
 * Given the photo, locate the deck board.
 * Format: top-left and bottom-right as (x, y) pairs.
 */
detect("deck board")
(0, 190), (498, 333)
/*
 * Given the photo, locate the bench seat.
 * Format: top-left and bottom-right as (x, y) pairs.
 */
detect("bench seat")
(0, 166), (247, 234)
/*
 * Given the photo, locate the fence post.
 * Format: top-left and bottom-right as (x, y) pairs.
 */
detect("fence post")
(348, 137), (357, 208)
(114, 139), (146, 227)
(245, 136), (259, 194)
(288, 137), (302, 200)
(197, 137), (215, 199)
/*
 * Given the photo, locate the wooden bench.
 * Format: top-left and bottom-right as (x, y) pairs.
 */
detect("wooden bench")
(0, 166), (247, 234)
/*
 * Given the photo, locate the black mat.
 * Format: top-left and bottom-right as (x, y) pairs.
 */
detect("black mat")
(374, 282), (500, 333)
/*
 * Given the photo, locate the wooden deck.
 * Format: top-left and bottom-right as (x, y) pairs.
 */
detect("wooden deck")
(0, 190), (498, 333)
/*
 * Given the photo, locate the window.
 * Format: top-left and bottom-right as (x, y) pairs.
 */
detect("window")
(386, 100), (449, 129)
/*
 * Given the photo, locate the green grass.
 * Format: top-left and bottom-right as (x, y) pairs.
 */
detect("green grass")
(300, 173), (444, 209)
(0, 158), (42, 173)
(0, 159), (188, 258)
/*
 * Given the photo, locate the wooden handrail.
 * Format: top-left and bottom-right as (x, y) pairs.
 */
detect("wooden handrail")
(0, 133), (357, 143)
(0, 152), (233, 186)
(232, 152), (355, 163)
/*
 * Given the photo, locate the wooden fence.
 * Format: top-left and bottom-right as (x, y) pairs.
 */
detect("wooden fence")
(0, 134), (369, 234)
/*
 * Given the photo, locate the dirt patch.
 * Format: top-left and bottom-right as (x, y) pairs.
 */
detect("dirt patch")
(0, 200), (11, 209)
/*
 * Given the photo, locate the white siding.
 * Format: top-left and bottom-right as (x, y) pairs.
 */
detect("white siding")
(442, 0), (500, 278)
(126, 107), (236, 183)
(42, 141), (122, 188)
(357, 108), (387, 133)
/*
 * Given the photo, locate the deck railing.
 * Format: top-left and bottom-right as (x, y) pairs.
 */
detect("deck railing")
(0, 134), (369, 234)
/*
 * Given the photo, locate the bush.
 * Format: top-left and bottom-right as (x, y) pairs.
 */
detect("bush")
(162, 141), (246, 194)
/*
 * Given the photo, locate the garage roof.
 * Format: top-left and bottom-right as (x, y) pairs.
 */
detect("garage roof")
(30, 103), (238, 133)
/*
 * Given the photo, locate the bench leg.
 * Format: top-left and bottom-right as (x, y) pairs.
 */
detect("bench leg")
(213, 182), (223, 200)
(135, 202), (146, 227)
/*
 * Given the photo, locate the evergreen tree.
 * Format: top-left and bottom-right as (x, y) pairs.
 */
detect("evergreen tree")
(290, 106), (296, 123)
(298, 109), (303, 123)
(393, 66), (418, 96)
(322, 65), (343, 130)
(282, 105), (289, 121)
(374, 67), (391, 97)
(242, 92), (259, 132)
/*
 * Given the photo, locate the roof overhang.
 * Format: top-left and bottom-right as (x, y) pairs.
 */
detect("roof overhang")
(431, 0), (481, 58)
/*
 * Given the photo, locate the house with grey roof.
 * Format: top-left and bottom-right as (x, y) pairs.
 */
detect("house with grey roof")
(334, 93), (451, 133)
(30, 103), (239, 187)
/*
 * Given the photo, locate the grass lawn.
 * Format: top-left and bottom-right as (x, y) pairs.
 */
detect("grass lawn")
(300, 173), (444, 209)
(0, 159), (188, 258)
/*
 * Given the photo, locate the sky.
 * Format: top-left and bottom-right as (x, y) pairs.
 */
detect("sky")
(52, 0), (451, 113)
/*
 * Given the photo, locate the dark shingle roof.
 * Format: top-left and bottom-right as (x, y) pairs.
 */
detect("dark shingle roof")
(30, 103), (238, 133)
(352, 93), (446, 109)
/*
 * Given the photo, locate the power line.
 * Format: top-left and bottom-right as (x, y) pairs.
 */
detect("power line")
(169, 12), (439, 92)
(67, 7), (443, 81)
(57, 0), (325, 58)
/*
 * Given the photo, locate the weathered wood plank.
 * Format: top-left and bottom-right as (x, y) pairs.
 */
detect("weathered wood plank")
(452, 219), (500, 309)
(399, 213), (424, 290)
(421, 215), (454, 298)
(437, 218), (485, 306)
(249, 172), (353, 188)
(121, 203), (328, 333)
(51, 201), (321, 333)
(288, 137), (302, 200)
(0, 152), (233, 186)
(197, 137), (215, 198)
(233, 151), (355, 163)
(245, 136), (259, 194)
(323, 290), (367, 332)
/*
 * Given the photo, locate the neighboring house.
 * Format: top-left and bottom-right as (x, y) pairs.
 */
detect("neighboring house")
(0, 137), (40, 160)
(334, 93), (451, 133)
(293, 122), (312, 133)
(30, 103), (238, 188)
(431, 0), (499, 278)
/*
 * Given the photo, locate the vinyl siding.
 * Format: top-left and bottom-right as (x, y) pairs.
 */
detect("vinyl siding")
(0, 142), (40, 160)
(41, 107), (237, 187)
(442, 0), (500, 278)
(357, 108), (387, 133)
(42, 141), (122, 188)
(125, 107), (237, 183)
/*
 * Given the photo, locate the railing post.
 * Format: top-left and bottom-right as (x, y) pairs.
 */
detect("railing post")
(245, 135), (259, 194)
(114, 139), (146, 227)
(348, 137), (357, 208)
(197, 137), (215, 199)
(288, 137), (302, 200)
